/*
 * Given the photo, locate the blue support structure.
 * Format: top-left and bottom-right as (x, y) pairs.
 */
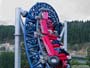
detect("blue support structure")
(15, 2), (70, 68)
(24, 2), (61, 68)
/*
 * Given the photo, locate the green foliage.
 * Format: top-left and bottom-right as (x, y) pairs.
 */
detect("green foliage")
(0, 25), (14, 44)
(0, 51), (29, 68)
(70, 59), (80, 65)
(0, 52), (14, 68)
(21, 42), (29, 68)
(67, 21), (90, 44)
(86, 47), (90, 66)
(70, 59), (87, 65)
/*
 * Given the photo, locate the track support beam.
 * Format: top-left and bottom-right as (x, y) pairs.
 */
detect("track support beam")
(15, 8), (27, 68)
(64, 22), (67, 51)
(15, 8), (21, 68)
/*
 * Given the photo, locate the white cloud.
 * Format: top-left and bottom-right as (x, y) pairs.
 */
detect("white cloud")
(0, 0), (2, 19)
(0, 0), (90, 25)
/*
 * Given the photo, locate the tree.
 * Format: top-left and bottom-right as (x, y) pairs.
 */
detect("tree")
(0, 25), (14, 44)
(87, 47), (90, 66)
(21, 42), (29, 68)
(0, 52), (14, 68)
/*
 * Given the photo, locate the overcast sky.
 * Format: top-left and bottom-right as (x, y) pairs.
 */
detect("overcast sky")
(0, 0), (90, 25)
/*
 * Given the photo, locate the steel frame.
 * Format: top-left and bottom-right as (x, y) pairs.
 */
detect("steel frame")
(15, 8), (67, 68)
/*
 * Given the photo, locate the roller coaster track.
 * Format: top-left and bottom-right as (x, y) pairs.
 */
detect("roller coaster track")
(24, 2), (71, 68)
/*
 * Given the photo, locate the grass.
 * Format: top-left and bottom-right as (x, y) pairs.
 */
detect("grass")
(72, 65), (90, 68)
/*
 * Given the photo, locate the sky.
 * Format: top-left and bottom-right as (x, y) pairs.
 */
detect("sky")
(0, 0), (90, 25)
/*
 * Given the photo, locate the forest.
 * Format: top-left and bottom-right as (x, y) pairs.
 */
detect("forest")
(0, 25), (14, 43)
(0, 20), (90, 44)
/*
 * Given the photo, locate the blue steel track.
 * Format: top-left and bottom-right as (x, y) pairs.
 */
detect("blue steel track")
(24, 2), (60, 68)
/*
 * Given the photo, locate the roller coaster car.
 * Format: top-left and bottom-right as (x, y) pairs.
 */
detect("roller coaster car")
(24, 2), (71, 68)
(40, 11), (71, 68)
